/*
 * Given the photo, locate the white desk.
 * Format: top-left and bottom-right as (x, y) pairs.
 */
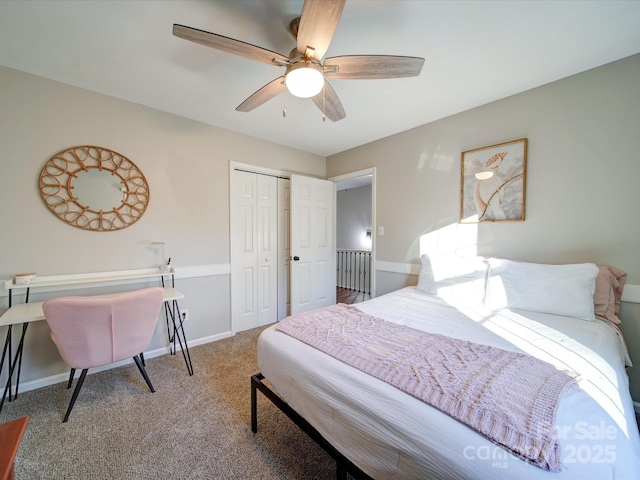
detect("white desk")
(0, 287), (184, 326)
(1, 271), (193, 413)
(3, 269), (180, 305)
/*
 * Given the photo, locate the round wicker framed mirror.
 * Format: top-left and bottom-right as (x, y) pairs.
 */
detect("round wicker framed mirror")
(39, 145), (150, 231)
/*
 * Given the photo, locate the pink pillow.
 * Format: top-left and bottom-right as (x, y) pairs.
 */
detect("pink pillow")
(593, 266), (626, 325)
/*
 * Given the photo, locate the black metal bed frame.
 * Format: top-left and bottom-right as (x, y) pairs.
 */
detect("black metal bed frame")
(251, 372), (373, 480)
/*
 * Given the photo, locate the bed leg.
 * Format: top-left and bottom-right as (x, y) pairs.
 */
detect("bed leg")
(337, 462), (347, 480)
(251, 372), (261, 433)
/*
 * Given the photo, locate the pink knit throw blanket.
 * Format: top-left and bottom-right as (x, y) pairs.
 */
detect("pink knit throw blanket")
(276, 303), (577, 472)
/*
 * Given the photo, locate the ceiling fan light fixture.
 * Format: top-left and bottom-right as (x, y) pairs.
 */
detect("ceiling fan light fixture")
(285, 61), (324, 98)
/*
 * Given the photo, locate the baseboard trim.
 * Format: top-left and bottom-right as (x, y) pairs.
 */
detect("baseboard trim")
(11, 330), (234, 395)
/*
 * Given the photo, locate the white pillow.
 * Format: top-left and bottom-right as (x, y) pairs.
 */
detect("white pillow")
(416, 254), (488, 304)
(485, 258), (599, 320)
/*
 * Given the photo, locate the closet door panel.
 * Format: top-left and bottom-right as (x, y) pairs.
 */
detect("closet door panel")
(231, 170), (258, 332)
(256, 175), (277, 326)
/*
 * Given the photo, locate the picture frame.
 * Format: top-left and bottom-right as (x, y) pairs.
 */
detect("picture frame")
(460, 138), (527, 223)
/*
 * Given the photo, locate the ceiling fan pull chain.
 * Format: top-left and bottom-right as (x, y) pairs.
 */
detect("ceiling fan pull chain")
(283, 95), (287, 118)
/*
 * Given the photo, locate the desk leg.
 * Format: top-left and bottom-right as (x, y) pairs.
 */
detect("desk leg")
(163, 300), (194, 376)
(163, 302), (175, 356)
(13, 323), (28, 399)
(0, 326), (13, 407)
(172, 300), (193, 376)
(0, 323), (29, 413)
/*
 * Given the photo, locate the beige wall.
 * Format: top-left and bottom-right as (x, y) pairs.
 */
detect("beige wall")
(336, 185), (372, 250)
(0, 66), (324, 386)
(327, 54), (640, 401)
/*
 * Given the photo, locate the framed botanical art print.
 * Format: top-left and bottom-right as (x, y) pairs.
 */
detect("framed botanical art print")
(460, 138), (527, 223)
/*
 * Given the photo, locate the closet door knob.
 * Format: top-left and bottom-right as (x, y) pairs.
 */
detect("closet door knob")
(293, 256), (300, 261)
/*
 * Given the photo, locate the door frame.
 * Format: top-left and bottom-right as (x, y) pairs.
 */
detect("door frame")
(229, 162), (375, 332)
(329, 167), (377, 299)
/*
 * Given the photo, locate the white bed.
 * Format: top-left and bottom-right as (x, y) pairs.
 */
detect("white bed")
(256, 257), (640, 479)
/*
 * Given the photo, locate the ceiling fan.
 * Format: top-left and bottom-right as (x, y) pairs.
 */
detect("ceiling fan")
(173, 0), (424, 122)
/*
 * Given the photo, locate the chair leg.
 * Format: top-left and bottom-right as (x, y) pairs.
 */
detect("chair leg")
(133, 355), (155, 393)
(67, 368), (76, 389)
(63, 368), (88, 423)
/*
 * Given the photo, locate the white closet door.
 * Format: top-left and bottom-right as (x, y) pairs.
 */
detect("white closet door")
(256, 174), (278, 326)
(231, 170), (278, 332)
(231, 170), (258, 332)
(290, 174), (336, 314)
(277, 178), (291, 320)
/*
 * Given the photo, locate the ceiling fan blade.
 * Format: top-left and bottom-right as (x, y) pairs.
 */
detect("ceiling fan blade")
(311, 80), (346, 122)
(297, 0), (345, 60)
(324, 55), (425, 79)
(236, 76), (287, 112)
(173, 24), (289, 66)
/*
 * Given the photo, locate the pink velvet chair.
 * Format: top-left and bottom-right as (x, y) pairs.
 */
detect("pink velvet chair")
(42, 287), (164, 422)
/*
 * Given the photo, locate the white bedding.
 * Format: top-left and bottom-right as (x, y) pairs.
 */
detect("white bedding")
(257, 287), (640, 479)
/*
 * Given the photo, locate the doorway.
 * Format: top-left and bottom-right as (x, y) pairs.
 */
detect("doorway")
(331, 168), (376, 304)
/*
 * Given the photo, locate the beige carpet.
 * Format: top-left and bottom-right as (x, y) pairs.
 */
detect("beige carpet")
(2, 326), (343, 479)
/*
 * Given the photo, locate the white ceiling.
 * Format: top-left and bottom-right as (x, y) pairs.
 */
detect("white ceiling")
(1, 1), (639, 157)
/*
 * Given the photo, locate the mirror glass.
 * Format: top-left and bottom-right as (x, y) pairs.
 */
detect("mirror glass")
(73, 169), (123, 211)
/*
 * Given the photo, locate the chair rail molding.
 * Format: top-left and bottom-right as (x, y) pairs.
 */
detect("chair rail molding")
(1, 264), (230, 298)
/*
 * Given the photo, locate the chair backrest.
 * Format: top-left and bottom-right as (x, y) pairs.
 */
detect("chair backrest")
(42, 288), (164, 369)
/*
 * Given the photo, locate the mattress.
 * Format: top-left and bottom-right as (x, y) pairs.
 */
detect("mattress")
(257, 287), (640, 479)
